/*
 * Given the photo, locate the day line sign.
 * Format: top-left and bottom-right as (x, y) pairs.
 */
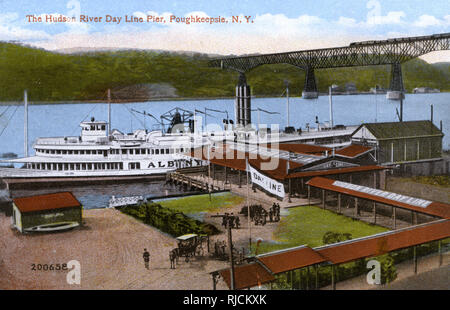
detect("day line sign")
(248, 164), (285, 199)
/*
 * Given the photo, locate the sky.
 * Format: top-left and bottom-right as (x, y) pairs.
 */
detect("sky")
(0, 0), (449, 62)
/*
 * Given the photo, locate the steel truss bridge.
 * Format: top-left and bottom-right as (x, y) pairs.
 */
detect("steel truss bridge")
(209, 33), (450, 98)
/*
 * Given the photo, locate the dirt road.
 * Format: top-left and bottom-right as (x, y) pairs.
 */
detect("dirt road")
(0, 209), (230, 290)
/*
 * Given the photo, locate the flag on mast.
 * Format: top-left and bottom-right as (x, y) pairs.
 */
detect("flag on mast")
(248, 163), (285, 199)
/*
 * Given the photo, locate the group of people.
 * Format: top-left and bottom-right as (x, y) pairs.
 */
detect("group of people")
(269, 203), (281, 222)
(213, 240), (228, 260)
(212, 240), (245, 264)
(251, 203), (281, 226)
(221, 213), (240, 229)
(252, 208), (267, 226)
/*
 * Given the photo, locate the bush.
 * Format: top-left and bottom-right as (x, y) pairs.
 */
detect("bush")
(322, 231), (353, 245)
(121, 202), (220, 237)
(378, 254), (397, 285)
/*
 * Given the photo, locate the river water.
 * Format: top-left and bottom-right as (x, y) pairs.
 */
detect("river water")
(1, 93), (449, 157)
(1, 93), (449, 207)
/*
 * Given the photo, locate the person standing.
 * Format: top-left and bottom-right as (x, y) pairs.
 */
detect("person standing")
(169, 249), (176, 269)
(143, 248), (150, 270)
(229, 213), (235, 228)
(235, 216), (240, 229)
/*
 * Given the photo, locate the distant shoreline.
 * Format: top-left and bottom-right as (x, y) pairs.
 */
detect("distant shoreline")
(0, 91), (448, 106)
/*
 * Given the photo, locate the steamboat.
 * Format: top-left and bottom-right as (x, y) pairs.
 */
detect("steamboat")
(0, 106), (223, 179)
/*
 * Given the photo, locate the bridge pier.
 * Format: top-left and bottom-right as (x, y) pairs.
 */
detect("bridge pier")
(302, 66), (319, 99)
(235, 73), (251, 127)
(386, 62), (405, 100)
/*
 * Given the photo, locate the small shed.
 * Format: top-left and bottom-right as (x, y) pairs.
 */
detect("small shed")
(12, 192), (82, 233)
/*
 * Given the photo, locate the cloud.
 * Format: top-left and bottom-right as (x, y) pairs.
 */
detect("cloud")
(0, 12), (51, 41)
(366, 11), (406, 26)
(0, 12), (19, 23)
(337, 17), (358, 27)
(413, 14), (449, 27)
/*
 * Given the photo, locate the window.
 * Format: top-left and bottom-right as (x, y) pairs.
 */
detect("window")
(128, 162), (141, 170)
(80, 150), (85, 155)
(155, 149), (160, 155)
(86, 150), (91, 155)
(56, 150), (61, 154)
(101, 125), (106, 130)
(122, 149), (127, 155)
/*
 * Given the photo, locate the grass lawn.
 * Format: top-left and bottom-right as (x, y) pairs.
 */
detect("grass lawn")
(411, 175), (450, 187)
(157, 192), (245, 214)
(254, 205), (389, 254)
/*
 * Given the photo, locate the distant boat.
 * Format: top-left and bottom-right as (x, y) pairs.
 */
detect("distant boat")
(108, 195), (144, 208)
(413, 87), (440, 94)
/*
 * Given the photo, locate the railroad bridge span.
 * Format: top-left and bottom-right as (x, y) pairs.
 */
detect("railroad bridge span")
(209, 33), (450, 104)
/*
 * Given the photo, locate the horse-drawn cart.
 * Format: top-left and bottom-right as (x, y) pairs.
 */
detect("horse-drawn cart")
(175, 233), (207, 262)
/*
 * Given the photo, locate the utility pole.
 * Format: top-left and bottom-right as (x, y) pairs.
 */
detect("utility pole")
(227, 221), (235, 290)
(211, 213), (237, 290)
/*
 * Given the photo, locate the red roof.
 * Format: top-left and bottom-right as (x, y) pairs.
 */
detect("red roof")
(189, 145), (386, 181)
(257, 245), (326, 274)
(189, 146), (302, 180)
(287, 165), (386, 179)
(274, 143), (331, 156)
(306, 177), (450, 219)
(218, 262), (275, 290)
(335, 145), (373, 158)
(213, 220), (449, 288)
(13, 192), (81, 213)
(316, 219), (450, 264)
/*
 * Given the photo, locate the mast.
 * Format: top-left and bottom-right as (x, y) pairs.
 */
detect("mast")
(246, 157), (251, 250)
(24, 90), (28, 158)
(107, 89), (111, 136)
(329, 86), (333, 128)
(286, 82), (290, 128)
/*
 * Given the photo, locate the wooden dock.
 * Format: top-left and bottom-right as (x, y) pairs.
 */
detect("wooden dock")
(166, 171), (224, 192)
